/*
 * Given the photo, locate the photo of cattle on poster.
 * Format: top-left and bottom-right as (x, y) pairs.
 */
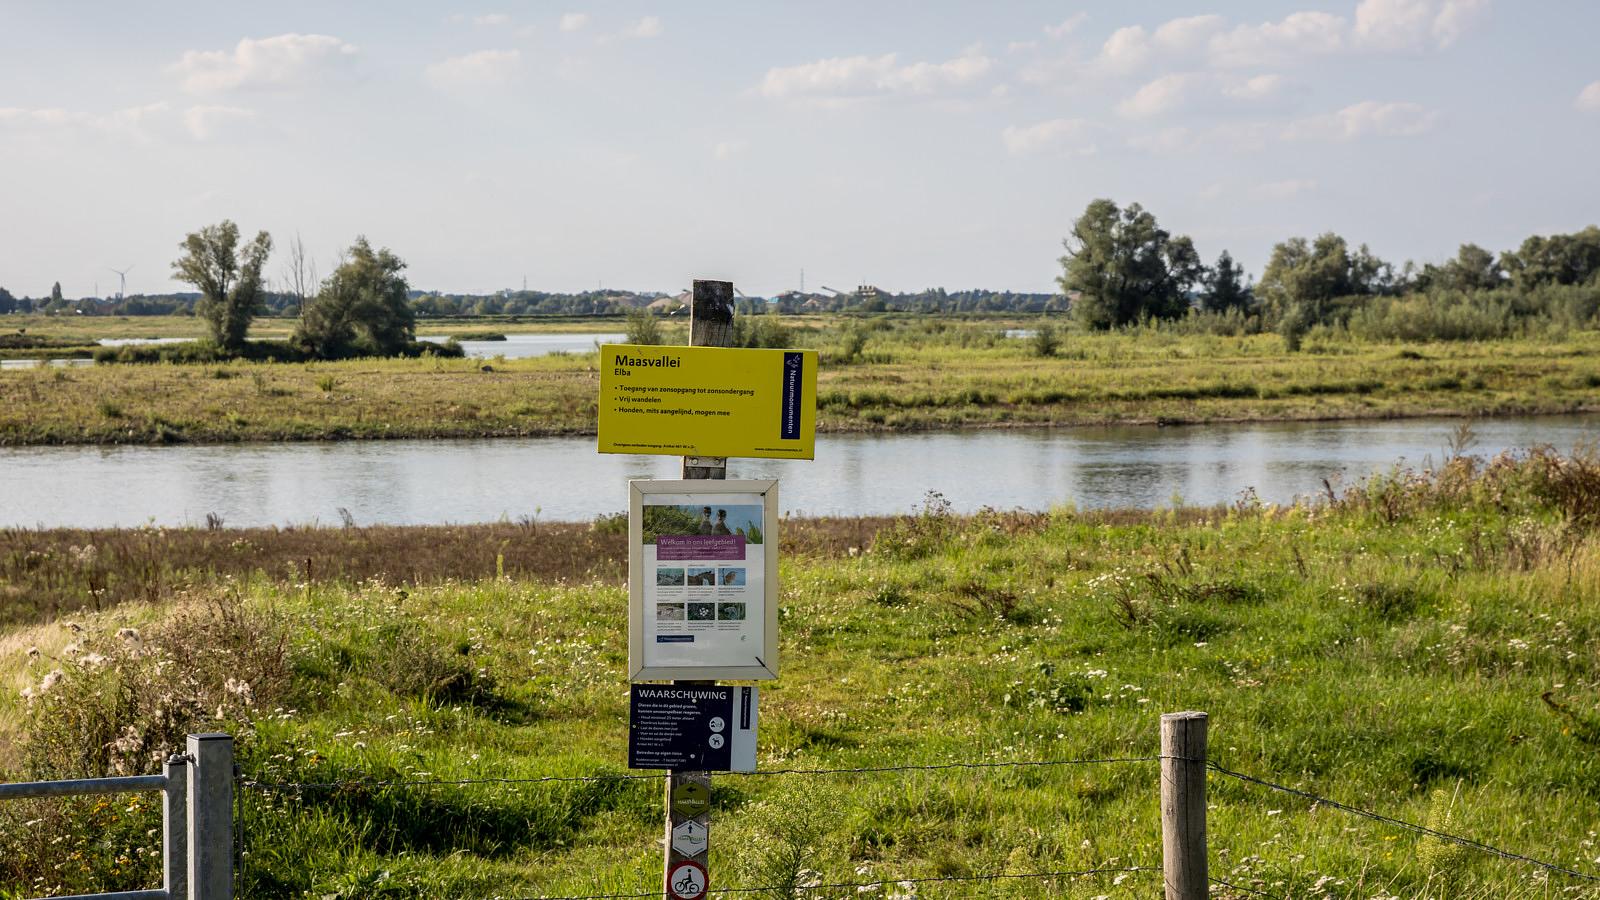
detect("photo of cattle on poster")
(629, 480), (779, 681)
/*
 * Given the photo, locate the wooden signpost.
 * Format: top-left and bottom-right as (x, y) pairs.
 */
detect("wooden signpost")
(606, 278), (806, 898)
(666, 280), (732, 899)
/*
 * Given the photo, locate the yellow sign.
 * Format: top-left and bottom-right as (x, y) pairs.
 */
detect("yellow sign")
(598, 344), (817, 459)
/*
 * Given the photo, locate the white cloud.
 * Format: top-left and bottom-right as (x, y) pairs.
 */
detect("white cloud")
(183, 105), (255, 140)
(1097, 26), (1151, 74)
(1356, 0), (1489, 50)
(1197, 182), (1226, 201)
(1068, 5), (1483, 82)
(560, 13), (590, 32)
(1209, 11), (1346, 67)
(425, 49), (523, 89)
(1117, 72), (1284, 118)
(106, 102), (172, 130)
(1007, 40), (1039, 54)
(1252, 178), (1318, 199)
(1577, 81), (1600, 112)
(1002, 118), (1098, 156)
(171, 33), (358, 94)
(1285, 100), (1438, 140)
(712, 139), (748, 160)
(0, 102), (177, 142)
(1117, 73), (1197, 118)
(758, 50), (992, 103)
(1226, 74), (1283, 100)
(1431, 0), (1490, 47)
(1354, 0), (1434, 49)
(1154, 15), (1227, 53)
(1096, 15), (1224, 75)
(623, 16), (664, 39)
(0, 107), (84, 127)
(473, 13), (511, 26)
(1045, 13), (1088, 39)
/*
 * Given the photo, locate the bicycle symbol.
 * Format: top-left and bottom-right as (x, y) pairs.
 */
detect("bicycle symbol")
(669, 862), (706, 898)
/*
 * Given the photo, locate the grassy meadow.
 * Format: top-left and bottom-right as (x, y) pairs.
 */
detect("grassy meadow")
(3, 315), (1599, 445)
(2, 449), (1599, 898)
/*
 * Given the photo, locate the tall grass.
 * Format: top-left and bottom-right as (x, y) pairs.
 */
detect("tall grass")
(0, 517), (894, 626)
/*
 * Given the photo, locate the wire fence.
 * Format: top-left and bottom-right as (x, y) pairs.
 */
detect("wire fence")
(1207, 761), (1600, 885)
(238, 754), (1163, 794)
(490, 867), (1162, 900)
(229, 748), (1600, 898)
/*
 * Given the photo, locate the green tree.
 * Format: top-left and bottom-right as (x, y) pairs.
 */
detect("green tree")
(0, 287), (15, 315)
(1501, 226), (1600, 290)
(49, 282), (63, 305)
(1257, 233), (1390, 327)
(172, 220), (273, 351)
(1429, 243), (1503, 293)
(295, 237), (415, 358)
(1058, 199), (1201, 329)
(1200, 250), (1252, 313)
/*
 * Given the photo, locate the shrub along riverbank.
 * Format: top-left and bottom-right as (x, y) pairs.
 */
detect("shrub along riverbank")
(2, 449), (1598, 897)
(2, 322), (1599, 445)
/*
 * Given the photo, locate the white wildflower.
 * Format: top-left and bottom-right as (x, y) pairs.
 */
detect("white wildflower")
(37, 669), (64, 695)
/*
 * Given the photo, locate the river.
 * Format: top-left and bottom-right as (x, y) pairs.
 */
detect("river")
(1, 415), (1595, 528)
(0, 333), (627, 369)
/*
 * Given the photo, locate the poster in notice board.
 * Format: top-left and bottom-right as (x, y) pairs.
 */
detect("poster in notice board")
(628, 479), (779, 681)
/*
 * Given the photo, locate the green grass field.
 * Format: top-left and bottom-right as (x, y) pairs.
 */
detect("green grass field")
(2, 315), (1598, 445)
(3, 449), (1599, 898)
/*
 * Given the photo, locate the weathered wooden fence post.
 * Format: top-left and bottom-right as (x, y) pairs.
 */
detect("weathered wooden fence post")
(1161, 711), (1208, 900)
(188, 732), (234, 900)
(663, 279), (735, 898)
(681, 280), (734, 482)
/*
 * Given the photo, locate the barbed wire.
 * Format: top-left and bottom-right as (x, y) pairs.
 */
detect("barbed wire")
(1209, 762), (1600, 884)
(1209, 874), (1289, 899)
(498, 865), (1160, 900)
(238, 754), (1161, 793)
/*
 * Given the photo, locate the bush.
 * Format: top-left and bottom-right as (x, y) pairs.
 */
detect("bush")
(19, 593), (288, 779)
(733, 315), (794, 348)
(1030, 322), (1060, 357)
(624, 309), (662, 345)
(829, 324), (870, 365)
(1348, 292), (1519, 342)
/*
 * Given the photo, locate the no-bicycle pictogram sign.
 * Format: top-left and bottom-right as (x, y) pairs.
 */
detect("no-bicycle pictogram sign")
(666, 859), (708, 899)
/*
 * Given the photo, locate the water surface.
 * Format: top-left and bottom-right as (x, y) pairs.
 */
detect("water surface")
(418, 332), (623, 359)
(1, 415), (1594, 528)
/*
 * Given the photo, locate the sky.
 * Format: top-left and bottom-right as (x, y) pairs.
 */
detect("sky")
(2, 1), (1598, 299)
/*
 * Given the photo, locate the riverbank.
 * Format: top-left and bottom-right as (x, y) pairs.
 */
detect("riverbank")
(3, 449), (1597, 897)
(3, 328), (1598, 445)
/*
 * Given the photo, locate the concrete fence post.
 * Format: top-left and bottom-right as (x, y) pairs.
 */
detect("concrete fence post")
(187, 733), (233, 900)
(1161, 711), (1208, 900)
(163, 752), (190, 900)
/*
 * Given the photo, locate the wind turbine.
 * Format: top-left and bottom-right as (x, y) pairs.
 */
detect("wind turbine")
(108, 265), (134, 301)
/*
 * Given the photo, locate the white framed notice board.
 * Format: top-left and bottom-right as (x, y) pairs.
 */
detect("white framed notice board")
(628, 479), (779, 682)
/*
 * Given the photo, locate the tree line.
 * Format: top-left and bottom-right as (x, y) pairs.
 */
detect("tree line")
(7, 207), (1599, 341)
(91, 221), (454, 362)
(1058, 198), (1600, 344)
